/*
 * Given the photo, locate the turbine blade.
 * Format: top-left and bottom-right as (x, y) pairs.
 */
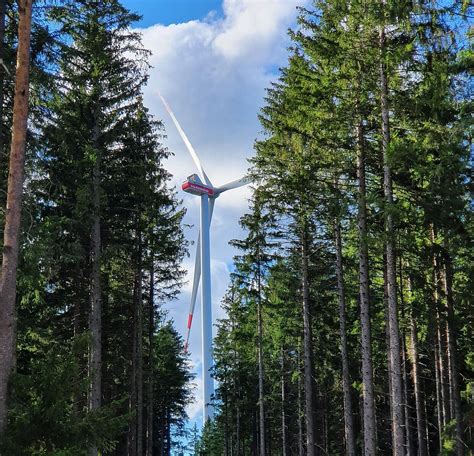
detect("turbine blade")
(184, 234), (201, 353)
(157, 92), (212, 187)
(215, 176), (251, 194)
(183, 199), (215, 354)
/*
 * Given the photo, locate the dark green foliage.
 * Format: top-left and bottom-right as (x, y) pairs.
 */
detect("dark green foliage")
(0, 0), (192, 453)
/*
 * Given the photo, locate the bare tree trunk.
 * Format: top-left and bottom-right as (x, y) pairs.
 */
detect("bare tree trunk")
(281, 347), (288, 456)
(136, 242), (144, 456)
(402, 336), (413, 455)
(398, 260), (413, 455)
(88, 111), (102, 456)
(0, 0), (7, 156)
(0, 0), (32, 435)
(356, 118), (377, 455)
(301, 226), (315, 456)
(128, 255), (142, 456)
(334, 220), (356, 456)
(406, 272), (428, 456)
(146, 266), (154, 456)
(297, 353), (304, 456)
(257, 256), (266, 456)
(383, 255), (394, 448)
(379, 22), (405, 456)
(442, 255), (464, 455)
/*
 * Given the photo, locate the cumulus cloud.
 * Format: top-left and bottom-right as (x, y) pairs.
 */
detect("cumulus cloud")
(136, 0), (306, 422)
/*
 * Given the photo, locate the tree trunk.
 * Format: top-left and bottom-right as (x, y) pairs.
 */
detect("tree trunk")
(356, 118), (377, 455)
(334, 220), (356, 456)
(128, 250), (142, 456)
(257, 255), (266, 456)
(429, 226), (443, 451)
(407, 272), (428, 456)
(281, 347), (288, 456)
(442, 254), (464, 455)
(379, 23), (405, 456)
(301, 226), (315, 456)
(0, 0), (7, 157)
(402, 336), (413, 455)
(146, 266), (154, 456)
(297, 352), (304, 456)
(430, 225), (450, 438)
(0, 0), (32, 435)
(136, 241), (144, 456)
(88, 110), (102, 456)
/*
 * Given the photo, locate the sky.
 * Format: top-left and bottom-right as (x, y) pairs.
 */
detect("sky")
(121, 0), (307, 427)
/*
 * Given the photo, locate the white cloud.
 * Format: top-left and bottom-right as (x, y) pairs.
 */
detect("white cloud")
(137, 0), (306, 424)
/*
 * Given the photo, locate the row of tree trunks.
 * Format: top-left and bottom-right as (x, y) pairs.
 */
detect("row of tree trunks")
(0, 0), (33, 435)
(379, 21), (405, 456)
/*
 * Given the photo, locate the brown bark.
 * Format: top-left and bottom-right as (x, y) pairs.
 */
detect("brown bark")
(302, 227), (315, 456)
(0, 0), (32, 435)
(379, 23), (405, 456)
(356, 119), (377, 455)
(0, 0), (7, 155)
(334, 220), (356, 456)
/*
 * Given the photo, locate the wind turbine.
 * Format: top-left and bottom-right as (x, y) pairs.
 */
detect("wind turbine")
(159, 93), (249, 422)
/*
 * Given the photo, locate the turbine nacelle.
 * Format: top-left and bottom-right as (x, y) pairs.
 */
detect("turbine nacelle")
(182, 174), (214, 197)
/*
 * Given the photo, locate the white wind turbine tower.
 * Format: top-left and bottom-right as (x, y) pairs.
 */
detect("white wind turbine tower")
(159, 93), (249, 422)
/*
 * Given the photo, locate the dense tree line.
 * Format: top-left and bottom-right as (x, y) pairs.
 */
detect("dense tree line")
(0, 1), (193, 454)
(201, 1), (472, 455)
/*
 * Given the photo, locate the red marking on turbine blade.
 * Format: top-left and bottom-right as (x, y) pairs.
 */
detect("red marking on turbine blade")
(184, 341), (188, 354)
(187, 314), (193, 329)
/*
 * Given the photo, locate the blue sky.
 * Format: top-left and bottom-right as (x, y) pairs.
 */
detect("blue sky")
(122, 0), (223, 26)
(122, 0), (307, 429)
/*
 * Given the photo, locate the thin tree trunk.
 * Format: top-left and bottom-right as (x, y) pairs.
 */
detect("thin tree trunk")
(146, 266), (154, 456)
(407, 272), (428, 456)
(297, 352), (304, 456)
(166, 408), (171, 456)
(402, 336), (413, 455)
(384, 254), (394, 448)
(257, 255), (266, 456)
(379, 22), (405, 456)
(301, 226), (315, 456)
(430, 226), (444, 450)
(442, 254), (464, 455)
(128, 258), (141, 456)
(356, 118), (377, 455)
(0, 0), (7, 157)
(334, 220), (356, 456)
(88, 110), (102, 456)
(281, 347), (288, 456)
(0, 0), (32, 435)
(399, 260), (413, 455)
(136, 239), (144, 456)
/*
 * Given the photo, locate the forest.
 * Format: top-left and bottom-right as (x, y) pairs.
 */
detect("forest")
(0, 0), (472, 455)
